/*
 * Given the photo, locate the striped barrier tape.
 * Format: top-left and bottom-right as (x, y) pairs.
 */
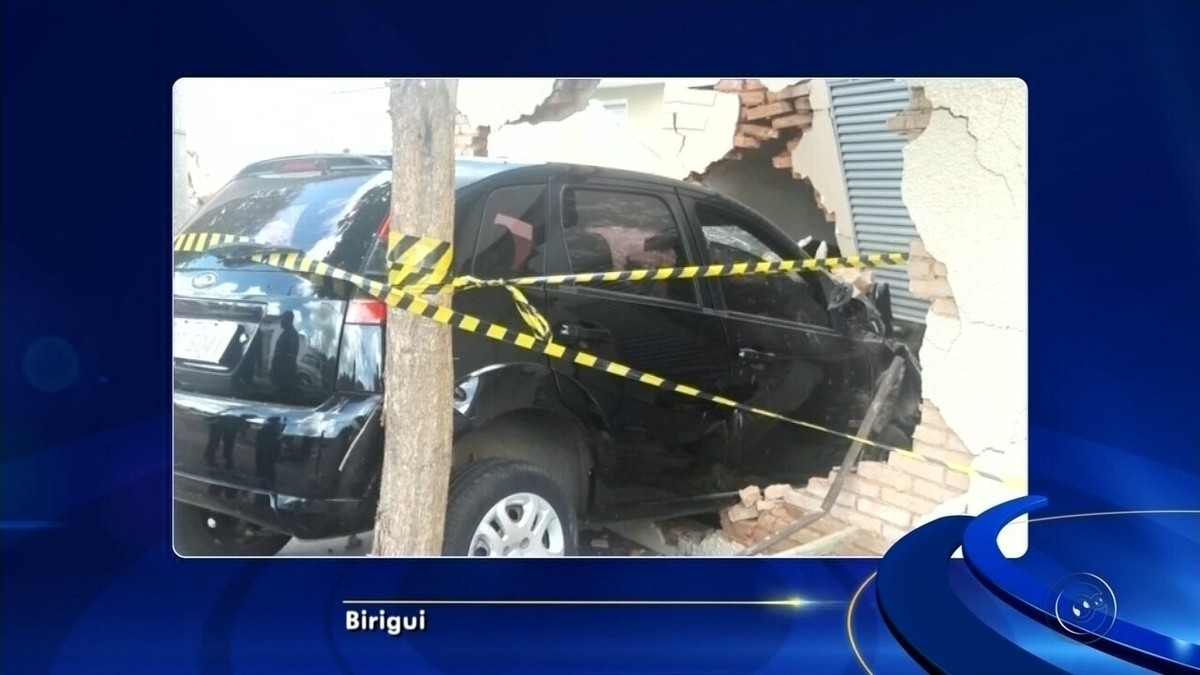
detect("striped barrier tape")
(382, 233), (912, 293)
(173, 232), (1024, 489)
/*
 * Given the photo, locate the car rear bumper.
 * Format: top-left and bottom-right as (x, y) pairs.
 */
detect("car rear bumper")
(173, 389), (384, 538)
(174, 471), (371, 539)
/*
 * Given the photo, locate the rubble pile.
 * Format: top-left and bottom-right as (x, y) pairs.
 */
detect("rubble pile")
(719, 484), (873, 556)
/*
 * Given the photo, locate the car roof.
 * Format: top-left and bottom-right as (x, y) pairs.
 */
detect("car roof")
(232, 153), (724, 197)
(227, 153), (802, 259)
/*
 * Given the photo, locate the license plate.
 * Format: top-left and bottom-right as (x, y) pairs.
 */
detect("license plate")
(174, 319), (240, 364)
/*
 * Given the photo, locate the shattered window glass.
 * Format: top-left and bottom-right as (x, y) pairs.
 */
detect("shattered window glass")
(697, 204), (829, 326)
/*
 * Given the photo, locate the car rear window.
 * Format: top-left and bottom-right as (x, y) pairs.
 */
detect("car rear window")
(178, 171), (390, 270)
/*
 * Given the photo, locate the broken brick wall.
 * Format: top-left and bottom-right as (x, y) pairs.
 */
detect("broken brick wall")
(907, 238), (957, 318)
(754, 80), (1027, 555)
(456, 79), (601, 157)
(781, 399), (971, 554)
(703, 153), (833, 244)
(694, 79), (834, 245)
(454, 112), (488, 157)
(899, 79), (1029, 554)
(788, 80), (860, 256)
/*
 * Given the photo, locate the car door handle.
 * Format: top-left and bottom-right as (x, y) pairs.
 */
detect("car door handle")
(737, 347), (778, 363)
(557, 323), (611, 344)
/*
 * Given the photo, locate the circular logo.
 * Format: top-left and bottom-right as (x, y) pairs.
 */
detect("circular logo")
(1045, 572), (1117, 643)
(192, 272), (218, 289)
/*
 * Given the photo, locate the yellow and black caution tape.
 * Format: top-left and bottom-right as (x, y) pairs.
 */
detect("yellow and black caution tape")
(173, 232), (1023, 490)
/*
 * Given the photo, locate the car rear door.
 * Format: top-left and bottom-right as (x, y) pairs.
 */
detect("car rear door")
(542, 177), (735, 491)
(682, 194), (878, 475)
(172, 170), (390, 488)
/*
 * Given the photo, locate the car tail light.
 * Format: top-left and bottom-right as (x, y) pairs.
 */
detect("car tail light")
(276, 159), (328, 173)
(347, 298), (387, 325)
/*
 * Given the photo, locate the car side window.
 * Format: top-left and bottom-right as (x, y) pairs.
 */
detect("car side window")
(473, 185), (549, 279)
(558, 188), (698, 305)
(695, 203), (829, 326)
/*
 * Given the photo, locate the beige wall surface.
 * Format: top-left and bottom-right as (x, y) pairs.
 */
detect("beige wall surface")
(901, 78), (1029, 555)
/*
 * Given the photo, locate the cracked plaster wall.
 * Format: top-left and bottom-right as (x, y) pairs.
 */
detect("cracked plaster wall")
(790, 79), (859, 254)
(900, 79), (1028, 554)
(483, 81), (741, 179)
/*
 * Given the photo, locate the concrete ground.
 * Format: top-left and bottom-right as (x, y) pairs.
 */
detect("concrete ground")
(277, 527), (652, 557)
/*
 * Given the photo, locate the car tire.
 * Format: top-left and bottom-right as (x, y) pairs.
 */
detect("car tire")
(442, 459), (578, 557)
(173, 502), (291, 557)
(861, 423), (912, 462)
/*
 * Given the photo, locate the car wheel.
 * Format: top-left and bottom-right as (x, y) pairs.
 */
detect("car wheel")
(174, 502), (291, 557)
(861, 424), (912, 462)
(442, 459), (578, 557)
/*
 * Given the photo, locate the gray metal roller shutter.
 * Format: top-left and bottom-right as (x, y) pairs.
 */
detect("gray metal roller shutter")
(829, 78), (929, 323)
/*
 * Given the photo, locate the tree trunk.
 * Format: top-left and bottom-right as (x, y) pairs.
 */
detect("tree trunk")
(373, 79), (458, 556)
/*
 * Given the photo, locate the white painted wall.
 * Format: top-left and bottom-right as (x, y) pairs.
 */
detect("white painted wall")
(488, 101), (677, 174)
(900, 78), (1029, 554)
(486, 83), (742, 179)
(176, 78), (393, 197)
(176, 78), (779, 197)
(175, 78), (561, 198)
(791, 79), (858, 254)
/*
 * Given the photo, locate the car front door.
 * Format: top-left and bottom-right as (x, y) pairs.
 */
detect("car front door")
(542, 178), (735, 497)
(684, 194), (878, 478)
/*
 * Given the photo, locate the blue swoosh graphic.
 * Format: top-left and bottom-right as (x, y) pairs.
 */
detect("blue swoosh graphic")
(963, 496), (1200, 673)
(876, 515), (1067, 674)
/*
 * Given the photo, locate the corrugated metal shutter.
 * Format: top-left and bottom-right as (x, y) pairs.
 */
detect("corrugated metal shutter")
(829, 78), (929, 323)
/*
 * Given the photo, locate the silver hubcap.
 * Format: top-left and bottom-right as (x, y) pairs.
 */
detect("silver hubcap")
(470, 492), (565, 557)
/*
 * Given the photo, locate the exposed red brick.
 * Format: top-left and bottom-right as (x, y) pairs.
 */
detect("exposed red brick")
(912, 477), (960, 502)
(763, 484), (790, 500)
(889, 453), (947, 484)
(771, 112), (815, 129)
(880, 522), (910, 543)
(738, 485), (761, 507)
(714, 79), (749, 92)
(913, 424), (947, 446)
(775, 82), (811, 99)
(932, 298), (960, 318)
(830, 503), (886, 536)
(744, 101), (794, 121)
(843, 475), (883, 499)
(739, 90), (767, 106)
(858, 534), (891, 555)
(913, 440), (973, 472)
(737, 123), (778, 140)
(790, 98), (814, 113)
(856, 497), (913, 528)
(879, 486), (939, 517)
(857, 461), (915, 491)
(733, 135), (762, 149)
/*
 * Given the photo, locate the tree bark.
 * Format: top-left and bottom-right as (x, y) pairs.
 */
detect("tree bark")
(373, 79), (458, 556)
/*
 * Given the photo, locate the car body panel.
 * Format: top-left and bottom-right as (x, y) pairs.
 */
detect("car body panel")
(539, 176), (735, 493)
(173, 157), (919, 542)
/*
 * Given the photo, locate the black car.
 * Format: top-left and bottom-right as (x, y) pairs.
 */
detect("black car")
(172, 154), (920, 556)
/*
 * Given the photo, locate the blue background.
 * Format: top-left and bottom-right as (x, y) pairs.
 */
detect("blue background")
(3, 1), (1198, 672)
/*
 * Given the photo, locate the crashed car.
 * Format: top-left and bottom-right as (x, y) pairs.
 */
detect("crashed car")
(172, 154), (920, 556)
